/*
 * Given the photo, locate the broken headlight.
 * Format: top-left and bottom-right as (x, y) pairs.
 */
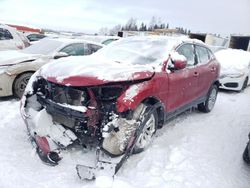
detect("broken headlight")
(93, 86), (124, 101)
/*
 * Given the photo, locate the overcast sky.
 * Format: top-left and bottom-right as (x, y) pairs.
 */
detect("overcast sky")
(0, 0), (249, 35)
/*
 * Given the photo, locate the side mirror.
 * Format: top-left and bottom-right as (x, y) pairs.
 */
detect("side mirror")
(168, 52), (187, 71)
(53, 52), (69, 59)
(172, 59), (187, 70)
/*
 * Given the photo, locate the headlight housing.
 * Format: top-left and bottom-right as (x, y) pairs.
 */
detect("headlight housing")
(0, 66), (8, 74)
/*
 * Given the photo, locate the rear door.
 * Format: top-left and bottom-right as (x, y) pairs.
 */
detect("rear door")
(195, 45), (217, 97)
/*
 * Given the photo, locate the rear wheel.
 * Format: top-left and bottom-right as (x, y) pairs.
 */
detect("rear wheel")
(13, 72), (33, 98)
(198, 84), (218, 113)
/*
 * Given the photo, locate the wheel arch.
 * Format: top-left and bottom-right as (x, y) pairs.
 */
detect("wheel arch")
(12, 71), (35, 96)
(213, 80), (220, 88)
(141, 97), (165, 128)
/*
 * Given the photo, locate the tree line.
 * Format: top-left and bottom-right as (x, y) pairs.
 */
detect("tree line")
(99, 16), (191, 35)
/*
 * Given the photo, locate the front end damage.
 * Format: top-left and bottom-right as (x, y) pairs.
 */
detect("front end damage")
(20, 76), (147, 179)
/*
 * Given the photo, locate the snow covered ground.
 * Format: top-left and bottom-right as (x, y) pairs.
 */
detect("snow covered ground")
(0, 88), (250, 188)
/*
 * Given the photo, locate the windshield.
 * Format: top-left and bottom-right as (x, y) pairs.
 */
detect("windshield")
(22, 39), (63, 55)
(95, 37), (181, 65)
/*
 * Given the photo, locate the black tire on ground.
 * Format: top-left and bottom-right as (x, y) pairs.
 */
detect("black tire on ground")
(198, 84), (218, 113)
(132, 105), (158, 154)
(241, 77), (248, 91)
(13, 72), (33, 98)
(243, 143), (250, 164)
(101, 104), (158, 156)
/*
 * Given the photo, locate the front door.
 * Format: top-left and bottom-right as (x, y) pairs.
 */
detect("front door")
(167, 43), (198, 112)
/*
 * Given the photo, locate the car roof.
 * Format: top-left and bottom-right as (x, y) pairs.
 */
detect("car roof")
(40, 37), (104, 47)
(113, 35), (207, 51)
(78, 35), (121, 43)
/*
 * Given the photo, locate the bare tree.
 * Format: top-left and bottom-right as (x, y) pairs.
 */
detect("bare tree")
(109, 24), (122, 36)
(99, 27), (109, 35)
(124, 17), (138, 31)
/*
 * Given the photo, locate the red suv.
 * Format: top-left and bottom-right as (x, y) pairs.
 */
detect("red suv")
(21, 36), (220, 179)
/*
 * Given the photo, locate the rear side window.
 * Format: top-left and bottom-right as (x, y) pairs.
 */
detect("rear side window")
(176, 44), (195, 66)
(0, 28), (13, 40)
(60, 43), (85, 56)
(196, 45), (210, 64)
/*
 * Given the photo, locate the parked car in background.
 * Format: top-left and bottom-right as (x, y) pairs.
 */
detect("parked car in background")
(0, 38), (103, 98)
(21, 36), (220, 179)
(215, 49), (250, 91)
(79, 35), (120, 45)
(16, 32), (31, 48)
(25, 33), (47, 42)
(208, 45), (226, 53)
(0, 24), (30, 50)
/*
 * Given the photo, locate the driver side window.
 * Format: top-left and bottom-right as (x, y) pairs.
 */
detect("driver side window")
(176, 44), (195, 67)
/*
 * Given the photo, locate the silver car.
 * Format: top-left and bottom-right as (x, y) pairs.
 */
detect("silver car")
(0, 38), (103, 98)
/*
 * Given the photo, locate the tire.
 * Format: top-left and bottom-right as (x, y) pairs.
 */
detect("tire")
(241, 77), (248, 91)
(198, 84), (218, 113)
(13, 72), (33, 98)
(243, 142), (250, 164)
(102, 104), (158, 156)
(132, 107), (158, 154)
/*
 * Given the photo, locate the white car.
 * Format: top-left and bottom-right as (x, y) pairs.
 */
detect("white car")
(215, 49), (250, 91)
(0, 24), (30, 50)
(79, 35), (121, 45)
(0, 38), (103, 98)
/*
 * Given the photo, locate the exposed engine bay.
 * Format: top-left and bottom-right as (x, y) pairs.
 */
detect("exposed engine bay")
(21, 77), (146, 179)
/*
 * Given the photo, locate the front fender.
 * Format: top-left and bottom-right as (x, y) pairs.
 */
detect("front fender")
(116, 81), (154, 112)
(6, 57), (50, 76)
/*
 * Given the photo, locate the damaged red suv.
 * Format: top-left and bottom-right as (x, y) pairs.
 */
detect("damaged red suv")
(20, 36), (220, 179)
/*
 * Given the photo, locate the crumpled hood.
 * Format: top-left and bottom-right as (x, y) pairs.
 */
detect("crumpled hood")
(0, 50), (41, 66)
(40, 55), (155, 86)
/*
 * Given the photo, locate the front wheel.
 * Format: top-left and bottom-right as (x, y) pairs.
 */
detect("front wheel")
(133, 108), (158, 154)
(101, 104), (158, 156)
(198, 84), (218, 113)
(13, 72), (33, 98)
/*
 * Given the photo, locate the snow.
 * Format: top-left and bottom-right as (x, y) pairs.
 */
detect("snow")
(215, 49), (250, 74)
(123, 82), (147, 102)
(1, 88), (250, 187)
(170, 51), (187, 62)
(40, 55), (155, 83)
(56, 102), (87, 113)
(0, 50), (38, 66)
(39, 36), (197, 84)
